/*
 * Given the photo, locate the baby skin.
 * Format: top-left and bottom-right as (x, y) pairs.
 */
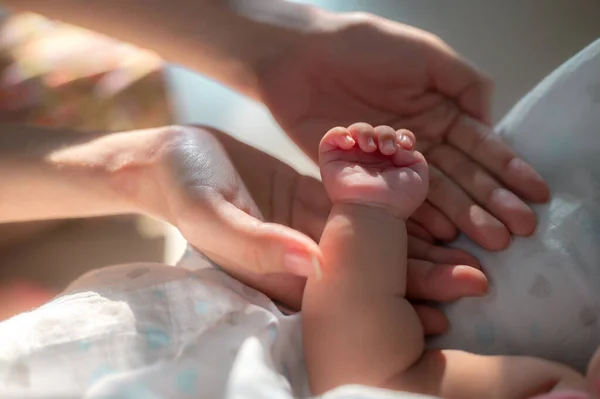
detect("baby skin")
(302, 123), (591, 399)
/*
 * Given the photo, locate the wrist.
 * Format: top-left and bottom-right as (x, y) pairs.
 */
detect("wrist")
(0, 124), (164, 222)
(48, 126), (176, 220)
(214, 0), (335, 100)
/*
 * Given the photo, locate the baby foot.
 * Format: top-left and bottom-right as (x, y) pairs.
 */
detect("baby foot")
(319, 123), (428, 219)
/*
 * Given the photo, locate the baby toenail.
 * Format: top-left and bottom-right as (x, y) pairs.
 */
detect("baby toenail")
(344, 134), (355, 146)
(383, 139), (395, 152)
(367, 136), (376, 147)
(400, 134), (414, 149)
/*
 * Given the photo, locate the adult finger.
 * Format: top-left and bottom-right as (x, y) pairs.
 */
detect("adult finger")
(410, 201), (458, 242)
(406, 259), (488, 301)
(215, 200), (323, 277)
(446, 115), (550, 203)
(427, 143), (536, 236)
(427, 165), (510, 250)
(407, 235), (480, 269)
(407, 220), (436, 243)
(414, 305), (448, 336)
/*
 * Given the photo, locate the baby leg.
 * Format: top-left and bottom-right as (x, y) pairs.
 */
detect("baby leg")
(302, 123), (429, 394)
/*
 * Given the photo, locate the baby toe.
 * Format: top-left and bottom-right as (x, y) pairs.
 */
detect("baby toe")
(348, 122), (377, 153)
(397, 129), (416, 150)
(374, 125), (397, 155)
(320, 126), (355, 152)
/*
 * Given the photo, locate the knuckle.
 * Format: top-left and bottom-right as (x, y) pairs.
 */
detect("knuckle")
(156, 124), (195, 146)
(426, 33), (445, 47)
(350, 121), (374, 131)
(418, 31), (448, 53)
(151, 125), (195, 162)
(160, 124), (220, 150)
(343, 11), (378, 27)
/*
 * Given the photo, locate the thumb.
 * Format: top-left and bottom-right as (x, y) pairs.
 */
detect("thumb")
(193, 201), (323, 310)
(201, 200), (323, 279)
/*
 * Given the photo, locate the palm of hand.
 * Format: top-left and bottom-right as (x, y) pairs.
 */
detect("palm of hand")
(259, 15), (547, 249)
(260, 16), (485, 160)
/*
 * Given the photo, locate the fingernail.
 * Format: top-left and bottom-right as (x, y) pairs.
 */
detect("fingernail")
(453, 266), (489, 296)
(284, 249), (322, 279)
(367, 136), (376, 148)
(400, 134), (414, 149)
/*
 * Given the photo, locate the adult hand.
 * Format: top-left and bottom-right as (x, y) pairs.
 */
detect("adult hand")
(126, 125), (487, 333)
(257, 11), (550, 250)
(7, 1), (548, 251)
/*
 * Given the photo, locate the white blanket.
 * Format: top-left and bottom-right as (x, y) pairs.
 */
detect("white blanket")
(0, 255), (436, 399)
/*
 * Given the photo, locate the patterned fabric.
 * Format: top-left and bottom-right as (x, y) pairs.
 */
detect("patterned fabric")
(0, 250), (437, 399)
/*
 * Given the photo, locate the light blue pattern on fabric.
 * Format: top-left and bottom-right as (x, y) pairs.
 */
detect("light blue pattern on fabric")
(96, 382), (163, 399)
(153, 289), (166, 299)
(182, 249), (193, 260)
(175, 369), (198, 395)
(79, 339), (92, 352)
(89, 365), (114, 385)
(195, 302), (210, 315)
(268, 324), (278, 341)
(145, 327), (170, 350)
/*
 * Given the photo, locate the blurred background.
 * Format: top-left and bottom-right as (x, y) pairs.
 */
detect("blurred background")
(1, 0), (600, 319)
